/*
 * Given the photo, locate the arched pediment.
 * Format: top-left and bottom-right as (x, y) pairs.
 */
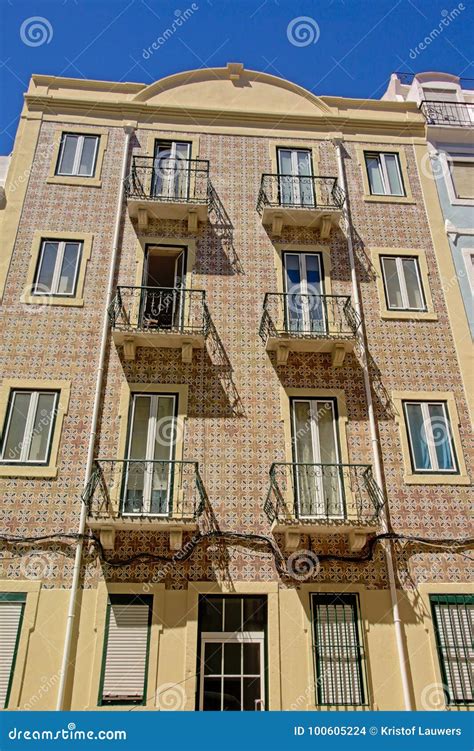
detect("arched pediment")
(132, 64), (332, 116)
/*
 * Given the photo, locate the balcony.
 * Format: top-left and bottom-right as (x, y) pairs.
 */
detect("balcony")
(259, 293), (360, 366)
(420, 100), (474, 127)
(257, 174), (345, 237)
(125, 155), (210, 232)
(83, 459), (207, 550)
(264, 462), (384, 552)
(109, 286), (210, 362)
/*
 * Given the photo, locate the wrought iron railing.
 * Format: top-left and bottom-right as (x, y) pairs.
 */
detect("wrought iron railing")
(83, 459), (207, 520)
(259, 293), (360, 342)
(108, 286), (210, 337)
(264, 463), (384, 526)
(257, 174), (345, 213)
(420, 100), (474, 127)
(125, 155), (210, 203)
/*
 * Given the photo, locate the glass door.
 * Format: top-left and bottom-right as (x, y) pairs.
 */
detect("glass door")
(200, 635), (265, 711)
(283, 253), (325, 334)
(122, 394), (176, 515)
(291, 399), (343, 518)
(277, 148), (314, 207)
(152, 141), (191, 199)
(141, 246), (185, 330)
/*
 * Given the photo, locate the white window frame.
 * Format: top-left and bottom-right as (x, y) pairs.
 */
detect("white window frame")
(442, 152), (474, 206)
(0, 390), (58, 465)
(277, 148), (314, 207)
(461, 248), (474, 293)
(123, 393), (177, 516)
(404, 400), (457, 473)
(199, 633), (265, 711)
(283, 252), (325, 332)
(380, 255), (426, 311)
(365, 152), (405, 196)
(34, 240), (82, 297)
(56, 133), (99, 177)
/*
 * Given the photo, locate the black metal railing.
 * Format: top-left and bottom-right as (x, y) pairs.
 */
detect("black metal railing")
(420, 100), (474, 127)
(125, 155), (210, 203)
(259, 293), (360, 342)
(264, 463), (384, 526)
(108, 286), (210, 337)
(83, 459), (207, 519)
(257, 174), (345, 213)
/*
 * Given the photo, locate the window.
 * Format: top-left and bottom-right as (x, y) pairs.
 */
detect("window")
(0, 390), (58, 465)
(422, 87), (459, 103)
(365, 152), (405, 196)
(430, 595), (473, 705)
(33, 240), (82, 296)
(283, 252), (325, 333)
(277, 148), (314, 207)
(198, 596), (266, 711)
(56, 133), (99, 177)
(312, 593), (365, 706)
(123, 393), (177, 515)
(380, 255), (426, 311)
(152, 140), (191, 199)
(449, 158), (474, 200)
(404, 401), (457, 473)
(0, 593), (26, 708)
(99, 594), (152, 705)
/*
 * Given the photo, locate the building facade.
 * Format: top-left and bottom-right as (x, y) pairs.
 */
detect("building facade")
(0, 65), (472, 712)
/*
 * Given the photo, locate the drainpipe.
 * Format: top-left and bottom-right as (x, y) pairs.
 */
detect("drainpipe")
(56, 124), (135, 710)
(333, 139), (413, 711)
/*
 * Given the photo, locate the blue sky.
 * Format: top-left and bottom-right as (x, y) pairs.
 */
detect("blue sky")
(0, 0), (473, 154)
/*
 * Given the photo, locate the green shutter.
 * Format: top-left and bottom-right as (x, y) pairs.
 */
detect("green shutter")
(430, 595), (474, 704)
(0, 593), (26, 708)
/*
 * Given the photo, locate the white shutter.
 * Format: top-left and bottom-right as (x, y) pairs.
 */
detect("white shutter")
(433, 600), (473, 702)
(101, 601), (150, 702)
(313, 596), (363, 705)
(0, 601), (24, 707)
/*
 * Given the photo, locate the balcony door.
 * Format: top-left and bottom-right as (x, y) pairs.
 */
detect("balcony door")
(122, 393), (176, 516)
(140, 245), (185, 330)
(277, 148), (314, 207)
(283, 252), (325, 334)
(291, 398), (344, 518)
(152, 140), (191, 199)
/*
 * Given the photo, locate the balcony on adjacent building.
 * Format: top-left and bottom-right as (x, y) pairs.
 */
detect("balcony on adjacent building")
(259, 293), (360, 366)
(83, 459), (207, 550)
(420, 100), (474, 127)
(109, 286), (210, 362)
(257, 174), (345, 237)
(125, 155), (211, 232)
(264, 462), (384, 552)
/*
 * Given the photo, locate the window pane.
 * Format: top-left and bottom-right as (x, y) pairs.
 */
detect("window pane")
(223, 678), (241, 710)
(58, 243), (81, 294)
(243, 677), (261, 710)
(405, 403), (431, 470)
(153, 396), (175, 461)
(58, 135), (78, 174)
(384, 154), (404, 196)
(28, 393), (56, 462)
(35, 242), (58, 293)
(451, 161), (474, 199)
(128, 396), (150, 460)
(382, 257), (403, 308)
(78, 136), (97, 176)
(243, 643), (260, 674)
(224, 598), (241, 632)
(200, 598), (223, 631)
(365, 156), (384, 194)
(2, 392), (31, 461)
(402, 258), (424, 309)
(203, 678), (221, 710)
(224, 643), (241, 675)
(428, 404), (455, 470)
(243, 598), (266, 631)
(204, 643), (221, 675)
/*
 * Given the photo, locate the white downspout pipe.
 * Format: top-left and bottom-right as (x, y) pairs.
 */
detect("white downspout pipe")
(56, 124), (135, 710)
(333, 139), (413, 711)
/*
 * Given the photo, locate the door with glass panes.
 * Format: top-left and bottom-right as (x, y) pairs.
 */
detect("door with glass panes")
(199, 596), (266, 711)
(140, 245), (185, 330)
(291, 399), (344, 518)
(277, 148), (314, 207)
(122, 394), (176, 515)
(283, 252), (325, 334)
(152, 140), (191, 199)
